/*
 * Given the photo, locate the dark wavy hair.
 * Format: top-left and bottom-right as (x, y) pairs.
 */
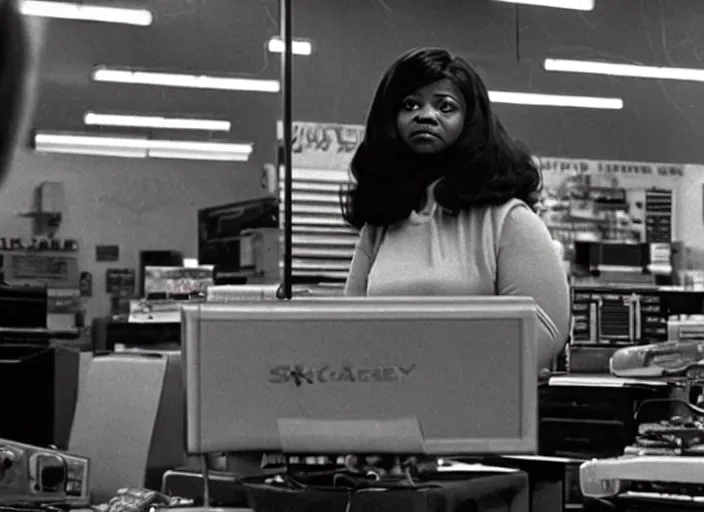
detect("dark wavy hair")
(0, 0), (29, 186)
(341, 47), (541, 229)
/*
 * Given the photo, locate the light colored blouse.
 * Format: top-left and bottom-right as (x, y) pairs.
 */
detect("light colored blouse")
(344, 195), (571, 369)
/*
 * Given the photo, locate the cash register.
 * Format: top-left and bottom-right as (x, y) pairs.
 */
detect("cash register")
(163, 296), (566, 511)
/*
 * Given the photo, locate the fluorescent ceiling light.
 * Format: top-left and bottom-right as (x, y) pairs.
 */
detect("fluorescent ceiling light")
(494, 0), (594, 10)
(267, 37), (313, 56)
(20, 1), (152, 26)
(34, 132), (252, 162)
(488, 91), (623, 109)
(545, 58), (704, 82)
(84, 112), (231, 132)
(92, 67), (280, 93)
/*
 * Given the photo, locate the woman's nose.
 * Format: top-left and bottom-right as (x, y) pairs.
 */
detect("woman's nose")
(414, 105), (438, 123)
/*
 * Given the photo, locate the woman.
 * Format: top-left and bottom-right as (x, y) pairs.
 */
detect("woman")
(341, 47), (570, 370)
(0, 0), (32, 186)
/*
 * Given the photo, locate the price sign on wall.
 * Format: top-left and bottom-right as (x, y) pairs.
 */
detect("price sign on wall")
(0, 237), (79, 252)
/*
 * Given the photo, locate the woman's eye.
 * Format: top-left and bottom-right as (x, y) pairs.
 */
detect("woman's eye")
(402, 100), (419, 110)
(439, 102), (457, 113)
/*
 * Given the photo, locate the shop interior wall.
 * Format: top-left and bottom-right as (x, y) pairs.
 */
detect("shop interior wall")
(289, 0), (704, 253)
(1, 153), (266, 319)
(4, 1), (704, 319)
(291, 0), (704, 165)
(0, 1), (282, 320)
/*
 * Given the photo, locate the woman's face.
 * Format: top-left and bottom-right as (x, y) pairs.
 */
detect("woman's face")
(396, 78), (466, 155)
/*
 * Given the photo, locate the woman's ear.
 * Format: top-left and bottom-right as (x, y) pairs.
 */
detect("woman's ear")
(0, 0), (29, 186)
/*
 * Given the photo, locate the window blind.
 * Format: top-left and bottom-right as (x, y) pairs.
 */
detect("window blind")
(278, 167), (358, 284)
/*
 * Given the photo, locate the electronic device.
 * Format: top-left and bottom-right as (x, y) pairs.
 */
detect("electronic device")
(668, 316), (704, 341)
(579, 393), (704, 507)
(571, 286), (704, 345)
(161, 468), (248, 507)
(198, 197), (278, 266)
(182, 296), (539, 455)
(0, 284), (47, 331)
(0, 346), (80, 449)
(539, 375), (672, 459)
(0, 438), (89, 506)
(580, 455), (704, 502)
(659, 288), (704, 316)
(574, 241), (650, 276)
(610, 340), (704, 378)
(144, 266), (213, 300)
(571, 285), (666, 344)
(138, 251), (184, 298)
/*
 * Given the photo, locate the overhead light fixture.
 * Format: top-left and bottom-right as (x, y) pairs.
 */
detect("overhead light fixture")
(267, 37), (313, 56)
(34, 132), (253, 161)
(92, 67), (280, 93)
(20, 1), (153, 26)
(545, 58), (704, 82)
(488, 91), (623, 109)
(84, 112), (232, 132)
(493, 0), (594, 10)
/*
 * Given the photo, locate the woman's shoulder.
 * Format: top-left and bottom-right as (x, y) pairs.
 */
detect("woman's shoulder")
(486, 199), (552, 243)
(462, 199), (546, 245)
(466, 198), (535, 224)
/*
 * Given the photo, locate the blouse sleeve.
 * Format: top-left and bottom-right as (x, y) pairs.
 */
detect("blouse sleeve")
(343, 224), (375, 296)
(496, 206), (571, 370)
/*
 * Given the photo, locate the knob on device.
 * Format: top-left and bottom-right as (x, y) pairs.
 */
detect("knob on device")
(0, 448), (15, 471)
(30, 454), (65, 493)
(0, 446), (19, 493)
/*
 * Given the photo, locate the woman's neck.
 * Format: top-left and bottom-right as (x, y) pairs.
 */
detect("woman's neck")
(409, 152), (450, 186)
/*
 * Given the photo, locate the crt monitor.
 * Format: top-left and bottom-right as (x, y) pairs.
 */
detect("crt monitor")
(197, 196), (278, 268)
(182, 296), (539, 456)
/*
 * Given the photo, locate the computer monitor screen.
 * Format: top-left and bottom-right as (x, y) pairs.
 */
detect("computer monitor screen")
(197, 196), (279, 267)
(182, 296), (538, 456)
(144, 266), (213, 299)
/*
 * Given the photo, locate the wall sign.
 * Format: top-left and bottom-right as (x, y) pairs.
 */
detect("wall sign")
(537, 158), (684, 179)
(96, 244), (120, 262)
(0, 237), (79, 252)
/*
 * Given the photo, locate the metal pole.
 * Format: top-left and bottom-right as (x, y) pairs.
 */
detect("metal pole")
(280, 0), (293, 300)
